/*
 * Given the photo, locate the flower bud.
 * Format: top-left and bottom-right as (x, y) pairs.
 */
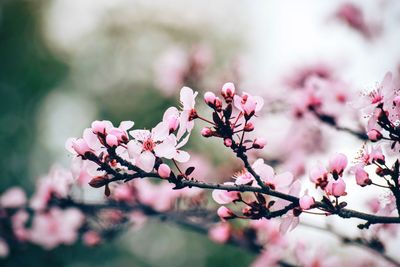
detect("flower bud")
(393, 95), (400, 106)
(204, 92), (217, 106)
(217, 206), (235, 220)
(355, 168), (371, 186)
(224, 138), (233, 147)
(158, 164), (171, 179)
(367, 129), (382, 142)
(72, 138), (91, 155)
(326, 178), (346, 197)
(201, 127), (213, 137)
(91, 120), (108, 134)
(208, 223), (230, 244)
(89, 176), (108, 188)
(106, 134), (119, 147)
(252, 138), (267, 149)
(221, 82), (235, 102)
(299, 194), (315, 210)
(328, 153), (347, 176)
(244, 122), (254, 132)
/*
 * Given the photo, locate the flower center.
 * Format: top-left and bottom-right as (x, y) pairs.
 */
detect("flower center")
(143, 138), (155, 151)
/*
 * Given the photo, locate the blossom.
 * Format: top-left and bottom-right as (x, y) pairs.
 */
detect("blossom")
(252, 159), (293, 190)
(83, 231), (102, 246)
(354, 165), (371, 186)
(208, 223), (230, 244)
(326, 178), (346, 197)
(0, 238), (9, 258)
(212, 183), (240, 204)
(328, 153), (347, 176)
(299, 193), (315, 210)
(233, 92), (264, 119)
(217, 206), (235, 220)
(30, 166), (74, 210)
(29, 208), (84, 249)
(127, 122), (172, 172)
(0, 187), (27, 208)
(221, 82), (235, 102)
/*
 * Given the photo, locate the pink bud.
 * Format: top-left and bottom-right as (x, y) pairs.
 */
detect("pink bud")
(158, 164), (171, 179)
(355, 167), (370, 186)
(393, 95), (400, 106)
(224, 138), (233, 147)
(72, 138), (91, 155)
(367, 129), (382, 142)
(253, 138), (267, 149)
(204, 91), (217, 105)
(244, 122), (254, 131)
(326, 178), (346, 197)
(201, 127), (213, 137)
(83, 231), (101, 247)
(91, 120), (108, 134)
(299, 194), (315, 210)
(217, 206), (234, 220)
(221, 82), (235, 101)
(106, 134), (119, 147)
(328, 153), (347, 176)
(208, 223), (230, 244)
(309, 165), (328, 183)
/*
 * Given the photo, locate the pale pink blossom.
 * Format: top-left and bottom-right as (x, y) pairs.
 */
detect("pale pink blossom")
(30, 166), (74, 210)
(299, 193), (315, 210)
(217, 206), (234, 220)
(208, 223), (230, 244)
(112, 184), (135, 202)
(12, 210), (30, 241)
(354, 165), (371, 186)
(221, 82), (235, 101)
(83, 231), (101, 246)
(233, 92), (264, 119)
(367, 129), (382, 142)
(128, 122), (172, 172)
(0, 187), (27, 208)
(0, 238), (9, 258)
(212, 183), (240, 204)
(29, 208), (84, 249)
(252, 159), (293, 190)
(326, 178), (346, 197)
(328, 153), (348, 175)
(252, 138), (267, 149)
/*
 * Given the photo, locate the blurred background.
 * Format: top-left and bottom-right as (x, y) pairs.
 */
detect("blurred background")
(1, 0), (400, 266)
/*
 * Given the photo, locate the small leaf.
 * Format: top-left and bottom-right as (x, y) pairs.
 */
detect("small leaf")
(185, 167), (195, 176)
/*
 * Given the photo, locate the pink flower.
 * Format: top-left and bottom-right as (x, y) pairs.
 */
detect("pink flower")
(204, 91), (217, 105)
(212, 183), (240, 204)
(91, 120), (113, 134)
(68, 138), (91, 156)
(221, 82), (235, 102)
(201, 127), (213, 137)
(128, 122), (172, 172)
(309, 163), (328, 186)
(177, 87), (198, 138)
(354, 166), (371, 187)
(163, 107), (180, 133)
(217, 206), (235, 220)
(328, 153), (347, 176)
(367, 129), (382, 142)
(0, 187), (27, 208)
(0, 238), (9, 258)
(208, 223), (230, 244)
(158, 164), (171, 179)
(233, 92), (264, 119)
(299, 193), (315, 210)
(112, 184), (135, 202)
(252, 138), (267, 149)
(12, 210), (30, 241)
(252, 159), (293, 190)
(326, 178), (346, 197)
(30, 166), (74, 210)
(83, 231), (101, 246)
(29, 208), (84, 249)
